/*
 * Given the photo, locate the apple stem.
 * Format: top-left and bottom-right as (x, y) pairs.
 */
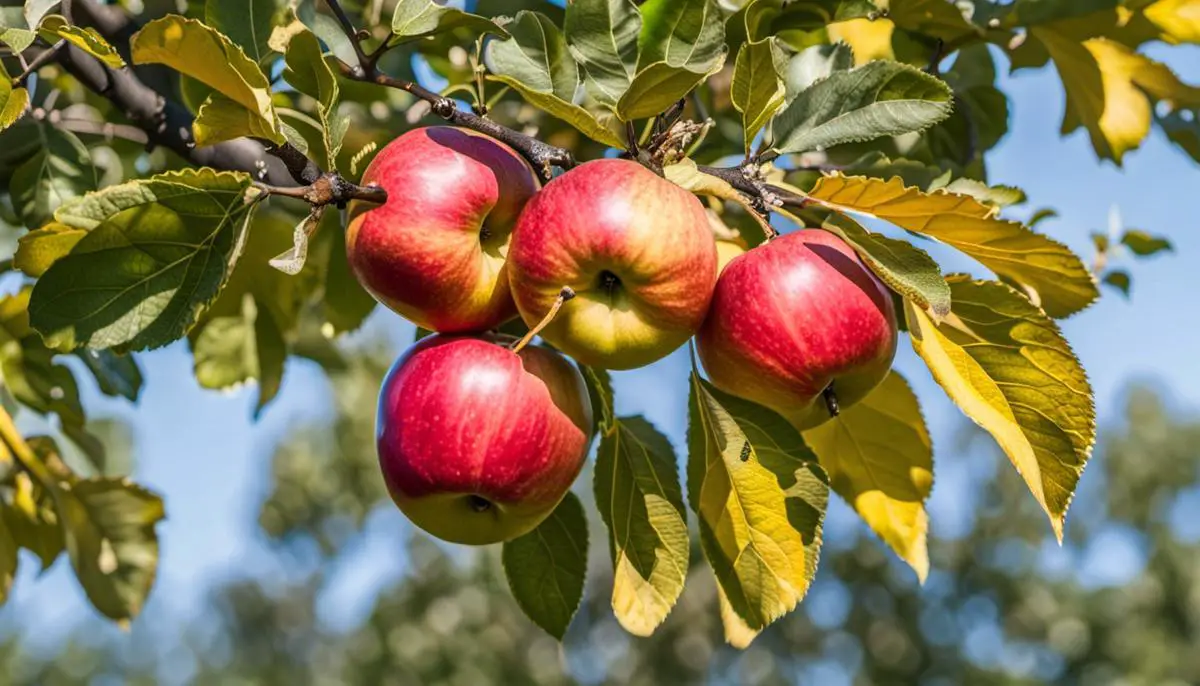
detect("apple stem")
(823, 385), (841, 418)
(510, 287), (576, 355)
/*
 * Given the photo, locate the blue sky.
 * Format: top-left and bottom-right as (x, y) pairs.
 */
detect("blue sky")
(2, 37), (1199, 666)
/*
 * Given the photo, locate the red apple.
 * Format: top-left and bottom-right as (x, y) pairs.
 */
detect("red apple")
(347, 127), (540, 333)
(377, 334), (593, 545)
(507, 159), (718, 370)
(696, 229), (897, 430)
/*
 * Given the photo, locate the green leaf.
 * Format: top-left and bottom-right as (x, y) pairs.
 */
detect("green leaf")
(319, 212), (376, 335)
(1, 16), (37, 52)
(580, 365), (614, 434)
(28, 169), (260, 352)
(293, 0), (358, 64)
(636, 0), (726, 72)
(906, 276), (1096, 541)
(37, 15), (125, 68)
(76, 350), (143, 402)
(688, 368), (828, 631)
(487, 11), (579, 102)
(57, 474), (165, 622)
(1159, 108), (1200, 161)
(14, 223), (86, 277)
(565, 0), (642, 107)
(616, 61), (713, 121)
(206, 0), (277, 64)
(502, 492), (588, 640)
(131, 15), (284, 145)
(803, 174), (1100, 319)
(0, 507), (16, 605)
(820, 213), (951, 319)
(391, 0), (509, 40)
(283, 29), (341, 167)
(191, 295), (287, 413)
(935, 178), (1028, 209)
(1102, 269), (1131, 296)
(1120, 230), (1173, 256)
(880, 0), (980, 41)
(489, 75), (626, 147)
(803, 372), (933, 580)
(2, 472), (65, 572)
(732, 37), (788, 149)
(784, 42), (853, 100)
(772, 61), (954, 155)
(594, 416), (689, 636)
(10, 125), (97, 229)
(23, 0), (60, 30)
(193, 92), (288, 147)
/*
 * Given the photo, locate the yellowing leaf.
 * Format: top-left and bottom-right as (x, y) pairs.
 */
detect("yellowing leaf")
(595, 416), (688, 636)
(804, 174), (1098, 318)
(1034, 31), (1200, 162)
(194, 92), (287, 147)
(718, 585), (759, 648)
(1, 60), (30, 132)
(827, 18), (895, 64)
(803, 372), (933, 580)
(132, 15), (282, 144)
(14, 222), (86, 277)
(489, 75), (626, 148)
(38, 15), (125, 68)
(688, 369), (828, 631)
(1141, 0), (1200, 43)
(906, 276), (1095, 541)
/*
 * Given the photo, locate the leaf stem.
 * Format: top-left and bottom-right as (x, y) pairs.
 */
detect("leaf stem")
(510, 287), (576, 355)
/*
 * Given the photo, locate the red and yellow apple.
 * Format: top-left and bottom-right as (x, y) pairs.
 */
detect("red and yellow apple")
(347, 127), (539, 333)
(507, 159), (718, 370)
(697, 229), (898, 430)
(377, 334), (592, 545)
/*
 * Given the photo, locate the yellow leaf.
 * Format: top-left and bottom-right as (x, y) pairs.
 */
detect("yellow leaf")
(14, 223), (87, 277)
(827, 18), (895, 64)
(1, 59), (31, 132)
(1034, 30), (1200, 162)
(132, 15), (281, 143)
(804, 174), (1098, 318)
(804, 372), (932, 580)
(38, 15), (125, 69)
(1141, 0), (1200, 43)
(906, 276), (1095, 541)
(718, 584), (759, 649)
(688, 370), (828, 631)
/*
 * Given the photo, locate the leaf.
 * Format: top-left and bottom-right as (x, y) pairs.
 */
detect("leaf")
(881, 0), (980, 41)
(820, 213), (951, 319)
(785, 42), (854, 99)
(28, 169), (260, 352)
(37, 15), (125, 68)
(391, 0), (508, 41)
(193, 92), (288, 147)
(580, 364), (614, 435)
(565, 0), (642, 107)
(594, 416), (689, 636)
(502, 492), (588, 639)
(937, 178), (1028, 209)
(1034, 31), (1200, 163)
(284, 27), (339, 112)
(664, 159), (775, 238)
(488, 75), (626, 148)
(803, 174), (1099, 318)
(616, 61), (713, 120)
(1102, 269), (1131, 296)
(23, 0), (59, 29)
(57, 475), (165, 621)
(1120, 230), (1173, 256)
(732, 38), (788, 149)
(2, 472), (64, 572)
(76, 350), (143, 402)
(14, 222), (86, 277)
(718, 585), (760, 648)
(803, 372), (933, 580)
(206, 0), (277, 64)
(191, 295), (286, 413)
(487, 11), (579, 102)
(906, 276), (1095, 540)
(1158, 108), (1200, 161)
(131, 15), (283, 145)
(688, 368), (828, 630)
(772, 61), (954, 155)
(636, 0), (726, 72)
(0, 79), (30, 133)
(319, 212), (375, 335)
(1, 16), (37, 52)
(10, 125), (97, 229)
(0, 507), (15, 605)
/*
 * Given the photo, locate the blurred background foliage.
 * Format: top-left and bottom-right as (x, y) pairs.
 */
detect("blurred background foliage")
(1, 340), (1196, 686)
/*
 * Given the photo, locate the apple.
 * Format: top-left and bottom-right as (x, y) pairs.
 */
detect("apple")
(377, 334), (593, 545)
(696, 229), (898, 430)
(507, 159), (718, 370)
(346, 127), (540, 333)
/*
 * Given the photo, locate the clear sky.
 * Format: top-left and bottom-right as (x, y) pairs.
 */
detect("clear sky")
(2, 35), (1199, 668)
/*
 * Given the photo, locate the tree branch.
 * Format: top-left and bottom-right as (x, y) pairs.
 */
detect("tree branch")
(323, 0), (574, 181)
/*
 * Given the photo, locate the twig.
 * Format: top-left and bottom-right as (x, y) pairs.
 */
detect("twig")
(322, 0), (574, 181)
(254, 172), (387, 208)
(10, 39), (68, 87)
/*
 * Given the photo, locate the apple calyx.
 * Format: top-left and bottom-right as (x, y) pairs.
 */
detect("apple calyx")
(822, 384), (841, 418)
(510, 286), (576, 355)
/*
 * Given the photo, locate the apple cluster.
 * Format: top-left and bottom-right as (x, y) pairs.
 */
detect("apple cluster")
(346, 127), (898, 545)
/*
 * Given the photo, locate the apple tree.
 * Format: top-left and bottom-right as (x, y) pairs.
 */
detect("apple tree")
(0, 0), (1192, 643)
